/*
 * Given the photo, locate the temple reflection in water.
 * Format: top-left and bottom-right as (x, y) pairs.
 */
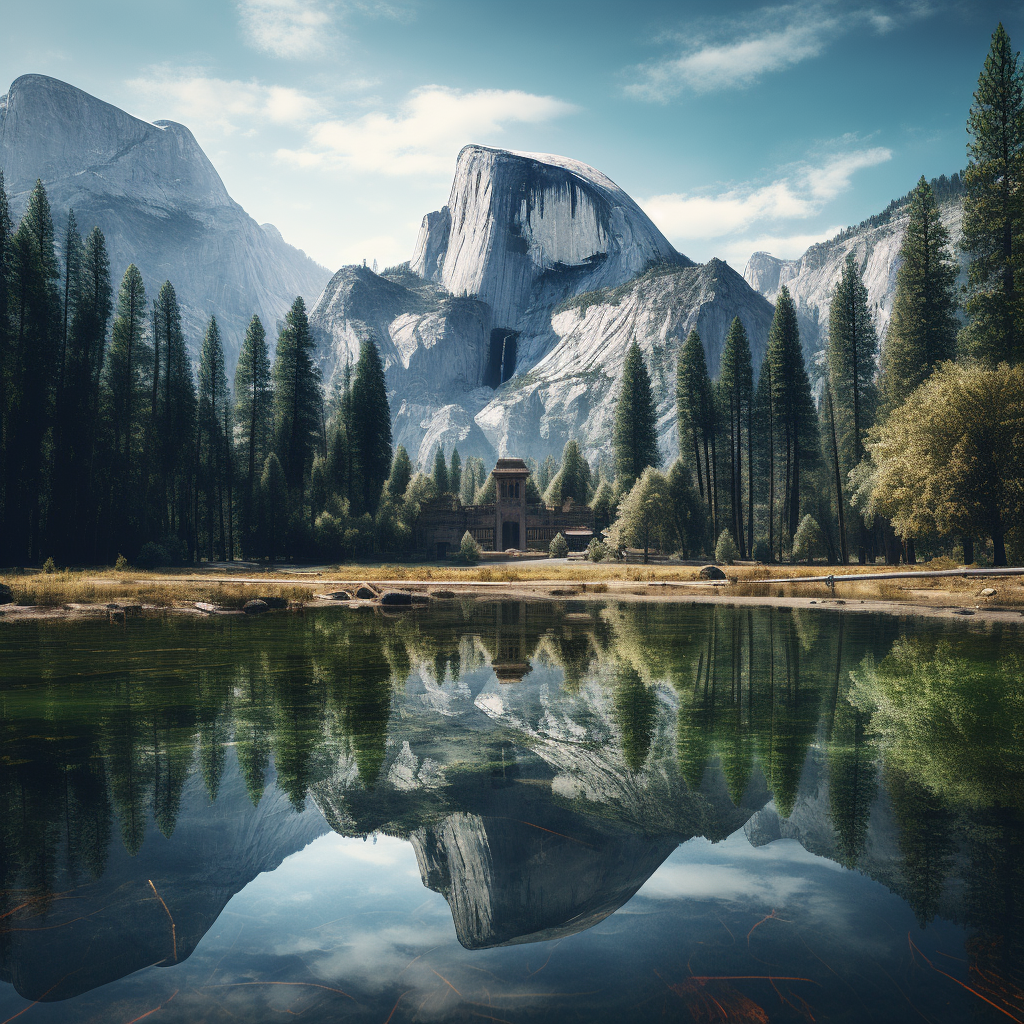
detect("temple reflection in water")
(1, 601), (1022, 1008)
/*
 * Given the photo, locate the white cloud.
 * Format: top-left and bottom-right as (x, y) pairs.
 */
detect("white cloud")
(128, 68), (324, 134)
(625, 2), (935, 100)
(238, 0), (335, 59)
(639, 146), (891, 268)
(628, 19), (835, 99)
(277, 86), (577, 176)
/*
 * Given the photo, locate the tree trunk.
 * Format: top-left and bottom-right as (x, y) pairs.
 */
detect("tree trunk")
(993, 518), (1007, 567)
(827, 386), (849, 565)
(963, 535), (974, 565)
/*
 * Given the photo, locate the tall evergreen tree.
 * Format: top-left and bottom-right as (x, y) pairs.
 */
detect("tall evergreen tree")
(58, 210), (83, 396)
(879, 178), (959, 409)
(234, 314), (273, 554)
(827, 254), (878, 562)
(349, 339), (392, 514)
(676, 329), (716, 533)
(48, 211), (85, 558)
(449, 448), (462, 498)
(432, 444), (449, 494)
(64, 228), (112, 558)
(960, 23), (1024, 366)
(766, 287), (818, 550)
(0, 171), (10, 552)
(614, 340), (661, 491)
(272, 296), (321, 497)
(718, 318), (754, 560)
(386, 444), (413, 498)
(100, 264), (148, 556)
(197, 317), (230, 561)
(5, 181), (60, 562)
(152, 283), (195, 551)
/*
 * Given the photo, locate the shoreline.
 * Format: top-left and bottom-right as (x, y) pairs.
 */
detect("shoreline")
(2, 572), (1023, 625)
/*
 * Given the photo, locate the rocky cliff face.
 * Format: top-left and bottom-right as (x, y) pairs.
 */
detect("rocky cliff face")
(311, 145), (774, 467)
(743, 178), (966, 366)
(0, 74), (331, 370)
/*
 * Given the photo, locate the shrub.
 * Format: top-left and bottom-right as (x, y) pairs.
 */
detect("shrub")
(587, 537), (608, 562)
(752, 538), (771, 563)
(715, 530), (739, 565)
(135, 542), (169, 569)
(459, 531), (482, 565)
(42, 557), (57, 574)
(114, 553), (129, 572)
(549, 532), (569, 558)
(792, 514), (824, 564)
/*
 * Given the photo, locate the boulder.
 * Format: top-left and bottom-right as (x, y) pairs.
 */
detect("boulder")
(0, 583), (12, 605)
(243, 600), (269, 615)
(355, 586), (378, 600)
(980, 587), (997, 597)
(316, 591), (351, 601)
(698, 565), (727, 580)
(258, 596), (289, 609)
(380, 591), (413, 606)
(430, 590), (456, 599)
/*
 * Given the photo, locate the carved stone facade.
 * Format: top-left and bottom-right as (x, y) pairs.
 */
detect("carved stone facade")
(414, 457), (595, 556)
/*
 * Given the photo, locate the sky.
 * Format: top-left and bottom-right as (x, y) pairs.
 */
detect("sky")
(0, 0), (1016, 273)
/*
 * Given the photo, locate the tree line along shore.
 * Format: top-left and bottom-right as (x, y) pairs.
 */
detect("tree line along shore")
(0, 25), (1021, 574)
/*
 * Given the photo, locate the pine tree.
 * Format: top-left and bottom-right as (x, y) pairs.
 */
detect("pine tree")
(718, 318), (754, 560)
(0, 171), (10, 553)
(100, 264), (147, 557)
(544, 439), (591, 507)
(766, 287), (818, 550)
(879, 178), (959, 410)
(197, 317), (229, 561)
(676, 329), (716, 532)
(48, 211), (86, 557)
(614, 341), (661, 491)
(349, 339), (392, 514)
(4, 181), (60, 562)
(449, 448), (462, 497)
(386, 444), (413, 497)
(150, 283), (195, 553)
(960, 23), (1024, 366)
(272, 296), (322, 497)
(234, 314), (273, 555)
(432, 444), (449, 494)
(64, 227), (112, 559)
(828, 254), (878, 562)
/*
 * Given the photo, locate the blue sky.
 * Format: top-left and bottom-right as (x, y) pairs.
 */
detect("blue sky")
(0, 0), (1015, 272)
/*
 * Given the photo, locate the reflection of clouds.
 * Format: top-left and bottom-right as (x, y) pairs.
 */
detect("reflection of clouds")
(643, 862), (809, 903)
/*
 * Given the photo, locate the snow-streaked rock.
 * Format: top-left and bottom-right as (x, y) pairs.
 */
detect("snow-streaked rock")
(312, 146), (773, 467)
(0, 74), (331, 370)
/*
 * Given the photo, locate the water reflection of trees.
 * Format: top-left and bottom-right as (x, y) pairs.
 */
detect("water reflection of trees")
(2, 606), (1022, 957)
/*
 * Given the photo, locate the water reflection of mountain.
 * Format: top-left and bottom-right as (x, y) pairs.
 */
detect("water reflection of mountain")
(1, 604), (1022, 1000)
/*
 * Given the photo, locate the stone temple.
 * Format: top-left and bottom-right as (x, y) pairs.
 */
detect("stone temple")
(413, 458), (595, 557)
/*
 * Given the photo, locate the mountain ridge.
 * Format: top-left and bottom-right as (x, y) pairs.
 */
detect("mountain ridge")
(0, 73), (332, 370)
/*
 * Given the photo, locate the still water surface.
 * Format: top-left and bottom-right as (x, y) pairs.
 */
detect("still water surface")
(1, 601), (1022, 1023)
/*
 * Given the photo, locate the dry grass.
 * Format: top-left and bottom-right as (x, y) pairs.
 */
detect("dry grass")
(3, 559), (1022, 611)
(0, 570), (312, 609)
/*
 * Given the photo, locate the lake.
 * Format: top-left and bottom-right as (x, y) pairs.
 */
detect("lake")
(1, 600), (1022, 1023)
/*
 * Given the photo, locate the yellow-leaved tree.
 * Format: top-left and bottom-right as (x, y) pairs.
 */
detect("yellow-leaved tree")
(861, 361), (1024, 565)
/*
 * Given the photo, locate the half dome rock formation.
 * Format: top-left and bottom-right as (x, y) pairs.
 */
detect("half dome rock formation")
(311, 145), (774, 467)
(0, 74), (331, 369)
(743, 173), (967, 362)
(411, 145), (683, 328)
